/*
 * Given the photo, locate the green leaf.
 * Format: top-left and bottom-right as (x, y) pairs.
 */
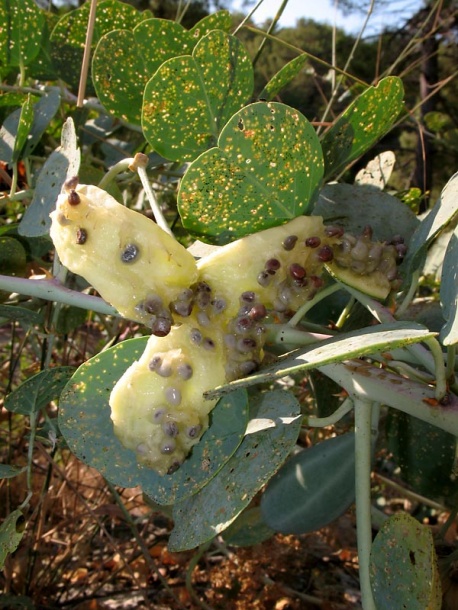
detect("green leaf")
(178, 102), (323, 244)
(4, 367), (75, 416)
(321, 77), (404, 181)
(50, 0), (146, 94)
(0, 0), (45, 67)
(19, 117), (80, 237)
(0, 464), (27, 479)
(0, 236), (27, 278)
(0, 305), (44, 325)
(25, 11), (60, 81)
(188, 10), (232, 37)
(222, 507), (274, 547)
(261, 432), (355, 534)
(404, 171), (458, 278)
(259, 54), (308, 100)
(93, 20), (194, 125)
(314, 183), (419, 243)
(387, 411), (458, 502)
(0, 510), (25, 570)
(207, 322), (435, 398)
(168, 390), (302, 551)
(142, 29), (253, 161)
(12, 95), (34, 163)
(440, 227), (458, 345)
(0, 96), (38, 165)
(0, 594), (34, 609)
(370, 512), (442, 610)
(58, 337), (249, 505)
(22, 88), (61, 158)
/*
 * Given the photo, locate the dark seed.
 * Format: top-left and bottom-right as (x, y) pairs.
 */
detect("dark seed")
(239, 361), (257, 375)
(395, 243), (408, 258)
(265, 258), (281, 272)
(68, 190), (81, 206)
(362, 225), (373, 239)
(289, 263), (306, 280)
(236, 316), (253, 333)
(293, 277), (308, 288)
(240, 291), (256, 303)
(310, 275), (324, 288)
(165, 387), (181, 406)
(149, 355), (162, 371)
(203, 338), (215, 350)
(224, 334), (237, 348)
(305, 236), (321, 248)
(171, 300), (193, 317)
(153, 408), (166, 422)
(249, 303), (267, 320)
(197, 311), (210, 327)
(317, 245), (334, 262)
(64, 176), (79, 191)
(257, 271), (272, 287)
(391, 235), (405, 245)
(161, 440), (176, 454)
(325, 225), (344, 237)
(177, 288), (193, 301)
(177, 363), (193, 380)
(282, 235), (298, 251)
(190, 328), (203, 344)
(238, 304), (252, 315)
(76, 228), (87, 244)
(212, 298), (227, 313)
(167, 460), (181, 474)
(237, 337), (257, 353)
(121, 243), (140, 263)
(162, 421), (179, 437)
(351, 241), (369, 261)
(186, 425), (202, 439)
(152, 317), (171, 337)
(143, 295), (163, 314)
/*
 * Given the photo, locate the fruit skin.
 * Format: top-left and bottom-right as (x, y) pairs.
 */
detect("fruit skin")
(110, 319), (226, 475)
(49, 182), (406, 475)
(49, 183), (198, 332)
(109, 214), (406, 475)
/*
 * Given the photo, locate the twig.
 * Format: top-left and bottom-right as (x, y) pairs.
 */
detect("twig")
(353, 397), (377, 610)
(77, 0), (98, 107)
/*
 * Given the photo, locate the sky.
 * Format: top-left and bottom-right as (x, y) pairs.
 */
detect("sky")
(231, 0), (422, 35)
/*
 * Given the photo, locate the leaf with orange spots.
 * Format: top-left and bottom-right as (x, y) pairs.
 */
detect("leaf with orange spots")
(93, 20), (194, 125)
(50, 0), (147, 95)
(370, 512), (442, 610)
(321, 77), (404, 181)
(178, 101), (323, 244)
(142, 30), (253, 161)
(58, 337), (249, 506)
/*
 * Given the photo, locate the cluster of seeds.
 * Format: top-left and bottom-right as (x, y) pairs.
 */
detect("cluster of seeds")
(331, 225), (405, 283)
(52, 184), (409, 476)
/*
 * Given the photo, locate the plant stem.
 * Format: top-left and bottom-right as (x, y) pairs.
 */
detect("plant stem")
(0, 275), (118, 316)
(424, 336), (448, 401)
(307, 396), (353, 427)
(265, 323), (332, 347)
(288, 283), (341, 327)
(135, 162), (174, 237)
(353, 398), (377, 610)
(77, 0), (97, 107)
(98, 157), (134, 189)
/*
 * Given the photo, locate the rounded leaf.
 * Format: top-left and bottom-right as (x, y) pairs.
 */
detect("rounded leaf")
(370, 512), (442, 610)
(58, 337), (249, 505)
(179, 102), (324, 243)
(261, 432), (355, 534)
(142, 30), (253, 161)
